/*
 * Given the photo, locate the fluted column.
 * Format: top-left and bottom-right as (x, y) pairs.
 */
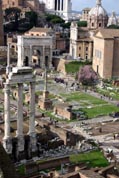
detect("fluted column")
(16, 83), (24, 152)
(17, 83), (23, 136)
(42, 46), (45, 68)
(29, 82), (37, 152)
(3, 83), (12, 154)
(29, 45), (32, 66)
(57, 0), (58, 10)
(29, 82), (35, 134)
(4, 84), (10, 139)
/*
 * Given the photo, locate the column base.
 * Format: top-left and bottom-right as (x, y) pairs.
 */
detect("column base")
(3, 137), (12, 154)
(29, 132), (37, 153)
(17, 135), (25, 152)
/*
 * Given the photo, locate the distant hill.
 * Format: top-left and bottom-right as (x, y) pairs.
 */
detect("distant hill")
(72, 10), (82, 14)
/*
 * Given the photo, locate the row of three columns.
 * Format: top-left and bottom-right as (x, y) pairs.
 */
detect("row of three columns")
(3, 82), (36, 154)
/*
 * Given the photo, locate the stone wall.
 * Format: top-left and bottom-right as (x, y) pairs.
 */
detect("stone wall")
(25, 156), (70, 175)
(56, 58), (67, 74)
(0, 143), (18, 178)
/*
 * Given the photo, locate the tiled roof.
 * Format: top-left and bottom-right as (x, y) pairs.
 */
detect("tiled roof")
(95, 28), (119, 39)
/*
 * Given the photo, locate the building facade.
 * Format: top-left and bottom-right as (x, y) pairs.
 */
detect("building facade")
(44, 0), (72, 22)
(70, 22), (93, 60)
(81, 8), (91, 22)
(108, 11), (118, 27)
(88, 0), (108, 29)
(93, 29), (119, 79)
(70, 0), (108, 60)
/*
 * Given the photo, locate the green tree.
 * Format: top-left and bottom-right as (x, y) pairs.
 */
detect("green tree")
(107, 24), (119, 29)
(77, 21), (87, 27)
(61, 22), (71, 29)
(45, 13), (64, 24)
(25, 11), (38, 27)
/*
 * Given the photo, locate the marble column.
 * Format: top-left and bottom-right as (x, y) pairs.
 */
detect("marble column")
(17, 44), (24, 67)
(6, 43), (12, 74)
(57, 0), (59, 11)
(16, 83), (24, 152)
(29, 82), (37, 152)
(42, 46), (45, 68)
(82, 42), (85, 59)
(49, 47), (53, 68)
(29, 45), (32, 66)
(3, 83), (12, 154)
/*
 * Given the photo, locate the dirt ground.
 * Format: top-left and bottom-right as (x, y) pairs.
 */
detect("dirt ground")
(90, 120), (119, 136)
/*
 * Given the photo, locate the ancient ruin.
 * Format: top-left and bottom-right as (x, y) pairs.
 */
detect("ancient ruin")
(3, 38), (37, 160)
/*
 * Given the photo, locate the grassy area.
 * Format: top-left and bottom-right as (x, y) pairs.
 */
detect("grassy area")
(97, 88), (119, 100)
(65, 61), (92, 74)
(16, 164), (25, 176)
(70, 150), (109, 168)
(82, 104), (119, 118)
(60, 92), (119, 118)
(61, 92), (107, 106)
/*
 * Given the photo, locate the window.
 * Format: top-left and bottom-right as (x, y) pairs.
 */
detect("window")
(99, 23), (101, 27)
(86, 47), (88, 51)
(92, 23), (94, 27)
(97, 65), (99, 73)
(95, 49), (102, 59)
(79, 54), (81, 57)
(33, 59), (37, 63)
(79, 47), (81, 50)
(85, 54), (88, 59)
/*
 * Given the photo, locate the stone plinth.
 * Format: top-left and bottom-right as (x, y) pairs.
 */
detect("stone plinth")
(38, 90), (53, 110)
(43, 91), (49, 99)
(38, 98), (53, 110)
(2, 137), (12, 155)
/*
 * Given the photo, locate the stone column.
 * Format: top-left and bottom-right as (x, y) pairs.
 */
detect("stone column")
(17, 36), (24, 67)
(42, 46), (45, 68)
(49, 47), (53, 69)
(89, 42), (93, 60)
(3, 83), (12, 154)
(82, 42), (85, 59)
(57, 0), (59, 11)
(6, 43), (12, 74)
(16, 83), (24, 152)
(29, 82), (37, 152)
(29, 45), (32, 66)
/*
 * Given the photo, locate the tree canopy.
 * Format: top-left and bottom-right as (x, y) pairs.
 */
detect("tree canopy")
(78, 65), (98, 86)
(77, 21), (87, 27)
(45, 13), (64, 24)
(107, 24), (119, 29)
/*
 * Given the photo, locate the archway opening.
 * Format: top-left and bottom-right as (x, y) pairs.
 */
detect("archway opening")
(24, 56), (29, 66)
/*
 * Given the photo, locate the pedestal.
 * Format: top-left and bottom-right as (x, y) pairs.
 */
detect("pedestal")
(17, 135), (24, 152)
(3, 137), (12, 154)
(29, 133), (37, 156)
(38, 98), (53, 110)
(16, 136), (25, 161)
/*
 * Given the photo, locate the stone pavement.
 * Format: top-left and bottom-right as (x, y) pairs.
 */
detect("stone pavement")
(67, 119), (119, 163)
